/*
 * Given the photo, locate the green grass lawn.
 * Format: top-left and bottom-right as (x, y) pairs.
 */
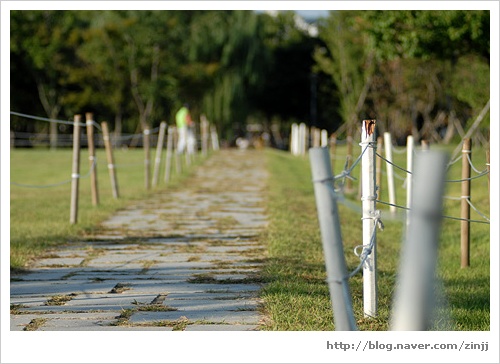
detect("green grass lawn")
(261, 143), (490, 331)
(10, 147), (199, 270)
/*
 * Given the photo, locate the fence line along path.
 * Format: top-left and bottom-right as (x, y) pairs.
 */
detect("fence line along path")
(10, 149), (269, 331)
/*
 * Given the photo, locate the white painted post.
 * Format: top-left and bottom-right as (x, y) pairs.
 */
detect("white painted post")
(101, 122), (119, 198)
(164, 125), (174, 183)
(321, 129), (328, 147)
(406, 135), (414, 227)
(390, 151), (449, 330)
(143, 126), (151, 190)
(310, 147), (357, 331)
(298, 123), (306, 156)
(384, 132), (397, 214)
(361, 119), (378, 318)
(210, 124), (219, 151)
(290, 123), (297, 155)
(152, 121), (167, 187)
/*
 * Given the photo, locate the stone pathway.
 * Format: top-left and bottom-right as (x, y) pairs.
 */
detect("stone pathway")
(10, 149), (268, 331)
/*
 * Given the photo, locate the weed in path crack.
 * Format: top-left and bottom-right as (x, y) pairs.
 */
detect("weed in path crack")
(45, 293), (77, 306)
(172, 316), (189, 331)
(109, 283), (131, 294)
(23, 318), (47, 331)
(187, 273), (218, 284)
(10, 304), (28, 314)
(111, 308), (135, 326)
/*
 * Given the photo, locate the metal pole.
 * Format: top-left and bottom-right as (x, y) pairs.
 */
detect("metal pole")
(101, 122), (119, 198)
(406, 135), (414, 227)
(391, 151), (449, 330)
(70, 115), (82, 224)
(361, 119), (378, 318)
(310, 147), (357, 331)
(461, 138), (471, 268)
(86, 112), (99, 206)
(383, 132), (396, 214)
(152, 121), (167, 187)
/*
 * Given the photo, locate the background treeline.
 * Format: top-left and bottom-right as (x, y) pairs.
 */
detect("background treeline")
(10, 10), (490, 146)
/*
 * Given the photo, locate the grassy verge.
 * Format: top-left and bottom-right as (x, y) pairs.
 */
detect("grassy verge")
(261, 145), (490, 331)
(10, 147), (204, 271)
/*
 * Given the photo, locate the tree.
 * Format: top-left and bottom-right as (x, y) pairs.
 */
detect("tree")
(314, 11), (375, 136)
(10, 10), (89, 148)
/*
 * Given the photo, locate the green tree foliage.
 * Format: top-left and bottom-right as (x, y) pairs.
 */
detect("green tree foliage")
(315, 10), (489, 142)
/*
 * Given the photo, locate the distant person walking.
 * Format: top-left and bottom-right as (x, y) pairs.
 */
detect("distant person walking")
(176, 103), (194, 154)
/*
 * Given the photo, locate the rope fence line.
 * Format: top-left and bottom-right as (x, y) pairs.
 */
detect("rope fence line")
(324, 135), (490, 225)
(11, 158), (97, 189)
(11, 110), (221, 224)
(10, 111), (166, 146)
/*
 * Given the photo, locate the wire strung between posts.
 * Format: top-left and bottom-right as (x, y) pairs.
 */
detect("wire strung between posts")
(446, 154), (463, 169)
(465, 153), (487, 174)
(376, 152), (412, 175)
(318, 179), (385, 283)
(376, 199), (490, 224)
(349, 211), (384, 279)
(11, 111), (86, 127)
(445, 169), (489, 183)
(391, 145), (407, 154)
(11, 158), (97, 189)
(465, 198), (490, 222)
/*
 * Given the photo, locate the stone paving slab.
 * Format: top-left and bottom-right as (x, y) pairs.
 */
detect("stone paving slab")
(10, 150), (268, 331)
(128, 310), (259, 325)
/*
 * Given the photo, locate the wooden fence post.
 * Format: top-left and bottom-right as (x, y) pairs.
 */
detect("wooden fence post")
(174, 127), (182, 174)
(152, 121), (167, 187)
(461, 138), (471, 268)
(391, 151), (448, 330)
(164, 125), (174, 183)
(421, 140), (430, 151)
(201, 115), (209, 157)
(361, 119), (378, 318)
(70, 115), (82, 224)
(329, 133), (337, 172)
(310, 147), (357, 330)
(86, 112), (99, 206)
(383, 132), (396, 213)
(143, 126), (151, 190)
(101, 122), (119, 198)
